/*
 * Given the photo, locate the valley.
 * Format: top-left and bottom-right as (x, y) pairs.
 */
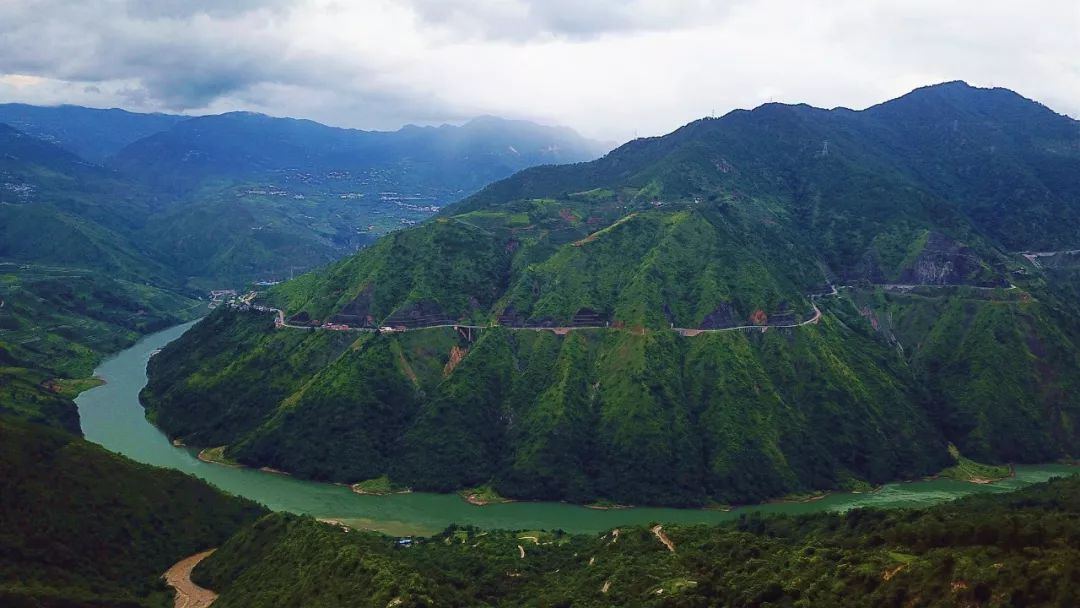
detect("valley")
(4, 79), (1080, 607)
(76, 321), (1079, 537)
(143, 82), (1080, 508)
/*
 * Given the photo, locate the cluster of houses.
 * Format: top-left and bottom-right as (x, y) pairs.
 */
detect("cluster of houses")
(213, 287), (430, 335)
(208, 289), (238, 308)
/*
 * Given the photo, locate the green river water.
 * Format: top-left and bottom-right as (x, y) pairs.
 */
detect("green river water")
(76, 322), (1079, 536)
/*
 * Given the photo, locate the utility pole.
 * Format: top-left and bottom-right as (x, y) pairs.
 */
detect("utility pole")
(820, 140), (829, 157)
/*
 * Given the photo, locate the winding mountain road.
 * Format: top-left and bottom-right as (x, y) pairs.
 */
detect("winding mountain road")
(262, 285), (836, 339)
(256, 282), (1011, 338)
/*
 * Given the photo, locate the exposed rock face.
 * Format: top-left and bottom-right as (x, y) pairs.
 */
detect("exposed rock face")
(443, 345), (468, 377)
(330, 284), (376, 326)
(843, 232), (1006, 287)
(382, 300), (453, 328)
(497, 306), (607, 328)
(897, 232), (980, 285)
(850, 251), (888, 284)
(768, 302), (797, 326)
(286, 310), (313, 325)
(699, 303), (737, 329)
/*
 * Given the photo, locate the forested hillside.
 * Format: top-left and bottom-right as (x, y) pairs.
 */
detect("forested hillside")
(0, 104), (601, 391)
(197, 475), (1080, 607)
(0, 107), (606, 289)
(143, 82), (1080, 507)
(0, 416), (264, 607)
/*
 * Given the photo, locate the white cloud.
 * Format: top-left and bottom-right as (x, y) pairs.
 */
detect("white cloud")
(0, 0), (1076, 140)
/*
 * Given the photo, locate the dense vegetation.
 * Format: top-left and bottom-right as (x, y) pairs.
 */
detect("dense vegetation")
(0, 416), (265, 607)
(0, 103), (598, 390)
(146, 308), (953, 506)
(0, 361), (81, 434)
(144, 82), (1080, 506)
(0, 105), (603, 290)
(196, 474), (1080, 607)
(0, 264), (200, 377)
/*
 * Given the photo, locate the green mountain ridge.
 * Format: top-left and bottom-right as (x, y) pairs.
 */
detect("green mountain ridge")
(0, 103), (185, 163)
(1, 106), (609, 289)
(141, 82), (1080, 506)
(0, 105), (607, 379)
(108, 112), (608, 195)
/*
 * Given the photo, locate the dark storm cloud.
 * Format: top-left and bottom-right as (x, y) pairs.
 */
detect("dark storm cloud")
(0, 0), (1075, 140)
(0, 0), (292, 108)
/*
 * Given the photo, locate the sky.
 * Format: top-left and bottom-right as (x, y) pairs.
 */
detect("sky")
(1, 0), (1077, 142)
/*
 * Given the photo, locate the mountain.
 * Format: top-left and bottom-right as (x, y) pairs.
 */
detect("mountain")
(0, 301), (263, 607)
(141, 82), (1080, 507)
(0, 123), (170, 279)
(0, 102), (608, 288)
(0, 123), (200, 378)
(110, 112), (608, 195)
(106, 111), (607, 286)
(0, 103), (184, 163)
(0, 103), (607, 380)
(194, 475), (1080, 607)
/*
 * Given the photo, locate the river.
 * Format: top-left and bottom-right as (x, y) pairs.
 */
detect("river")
(76, 322), (1079, 536)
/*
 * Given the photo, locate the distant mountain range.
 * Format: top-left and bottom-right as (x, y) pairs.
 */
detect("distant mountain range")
(0, 103), (607, 286)
(144, 82), (1080, 507)
(0, 104), (606, 378)
(0, 103), (185, 162)
(110, 112), (608, 196)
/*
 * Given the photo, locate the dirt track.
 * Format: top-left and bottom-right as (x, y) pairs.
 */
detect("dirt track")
(651, 525), (676, 552)
(163, 550), (218, 608)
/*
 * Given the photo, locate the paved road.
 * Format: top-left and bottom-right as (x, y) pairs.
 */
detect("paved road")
(262, 288), (837, 338)
(862, 283), (1017, 291)
(257, 282), (1019, 339)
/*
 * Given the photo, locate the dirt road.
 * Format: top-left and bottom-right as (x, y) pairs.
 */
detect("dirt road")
(163, 550), (218, 608)
(651, 525), (676, 552)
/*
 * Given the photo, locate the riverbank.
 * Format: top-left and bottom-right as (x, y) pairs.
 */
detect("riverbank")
(197, 446), (241, 468)
(45, 376), (106, 399)
(75, 322), (1080, 537)
(461, 484), (513, 506)
(351, 475), (412, 496)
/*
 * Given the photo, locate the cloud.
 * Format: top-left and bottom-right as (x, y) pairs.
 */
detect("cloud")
(0, 0), (1076, 140)
(122, 0), (291, 19)
(403, 0), (737, 41)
